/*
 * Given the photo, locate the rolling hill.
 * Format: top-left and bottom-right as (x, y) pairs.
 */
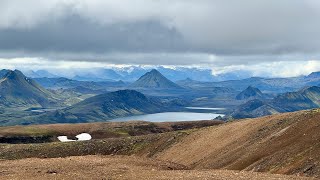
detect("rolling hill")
(272, 86), (320, 111)
(130, 69), (182, 89)
(230, 86), (320, 118)
(0, 70), (59, 108)
(31, 89), (182, 124)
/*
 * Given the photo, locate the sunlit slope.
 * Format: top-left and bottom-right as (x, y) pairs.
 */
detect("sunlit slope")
(157, 109), (320, 177)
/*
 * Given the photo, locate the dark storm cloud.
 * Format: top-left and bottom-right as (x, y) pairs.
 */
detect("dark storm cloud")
(0, 0), (320, 65)
(0, 15), (186, 53)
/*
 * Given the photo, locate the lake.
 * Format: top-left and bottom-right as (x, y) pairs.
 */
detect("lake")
(110, 111), (224, 122)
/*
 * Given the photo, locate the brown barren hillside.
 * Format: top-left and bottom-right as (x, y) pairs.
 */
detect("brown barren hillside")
(156, 109), (320, 177)
(0, 155), (313, 180)
(1, 109), (320, 179)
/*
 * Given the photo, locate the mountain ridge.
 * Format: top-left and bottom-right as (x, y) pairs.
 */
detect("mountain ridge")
(230, 86), (320, 119)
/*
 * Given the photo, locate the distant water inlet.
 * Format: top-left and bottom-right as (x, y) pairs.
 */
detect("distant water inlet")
(110, 112), (224, 122)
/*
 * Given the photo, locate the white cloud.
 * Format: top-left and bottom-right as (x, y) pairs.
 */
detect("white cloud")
(1, 57), (320, 78)
(211, 60), (320, 78)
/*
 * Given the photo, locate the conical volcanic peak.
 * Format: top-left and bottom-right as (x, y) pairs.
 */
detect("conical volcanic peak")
(236, 86), (264, 100)
(130, 69), (182, 89)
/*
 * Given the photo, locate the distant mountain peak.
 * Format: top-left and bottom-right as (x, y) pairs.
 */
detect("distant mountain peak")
(130, 69), (182, 89)
(150, 69), (158, 72)
(246, 85), (257, 90)
(307, 71), (320, 78)
(144, 69), (163, 77)
(4, 70), (26, 80)
(0, 69), (58, 108)
(236, 86), (264, 100)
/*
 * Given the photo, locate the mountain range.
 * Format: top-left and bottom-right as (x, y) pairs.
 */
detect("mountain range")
(33, 77), (126, 90)
(17, 67), (320, 93)
(20, 66), (256, 82)
(1, 68), (320, 125)
(230, 86), (320, 119)
(23, 70), (59, 78)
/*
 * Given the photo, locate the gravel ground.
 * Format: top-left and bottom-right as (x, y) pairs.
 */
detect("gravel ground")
(0, 155), (315, 180)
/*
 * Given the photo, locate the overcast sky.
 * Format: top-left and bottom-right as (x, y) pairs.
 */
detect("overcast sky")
(1, 0), (320, 77)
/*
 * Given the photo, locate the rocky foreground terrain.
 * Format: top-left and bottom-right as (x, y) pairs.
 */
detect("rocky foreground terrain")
(0, 155), (314, 180)
(1, 109), (320, 179)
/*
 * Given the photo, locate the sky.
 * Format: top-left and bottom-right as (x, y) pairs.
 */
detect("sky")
(1, 0), (320, 77)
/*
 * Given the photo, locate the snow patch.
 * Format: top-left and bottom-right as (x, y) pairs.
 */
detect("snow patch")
(76, 133), (92, 141)
(57, 136), (76, 142)
(57, 133), (92, 142)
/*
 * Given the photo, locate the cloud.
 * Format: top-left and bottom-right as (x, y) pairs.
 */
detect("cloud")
(1, 57), (320, 78)
(211, 60), (320, 78)
(0, 0), (320, 67)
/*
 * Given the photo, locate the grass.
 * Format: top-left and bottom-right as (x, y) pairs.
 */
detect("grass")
(0, 131), (189, 160)
(0, 120), (224, 143)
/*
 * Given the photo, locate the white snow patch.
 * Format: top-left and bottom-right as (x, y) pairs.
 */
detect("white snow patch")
(57, 136), (76, 142)
(76, 133), (92, 141)
(57, 133), (92, 142)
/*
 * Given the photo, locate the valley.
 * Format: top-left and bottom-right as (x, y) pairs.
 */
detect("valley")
(2, 2), (320, 179)
(1, 68), (320, 179)
(1, 68), (320, 125)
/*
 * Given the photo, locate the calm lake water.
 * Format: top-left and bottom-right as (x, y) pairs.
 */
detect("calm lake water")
(110, 111), (224, 122)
